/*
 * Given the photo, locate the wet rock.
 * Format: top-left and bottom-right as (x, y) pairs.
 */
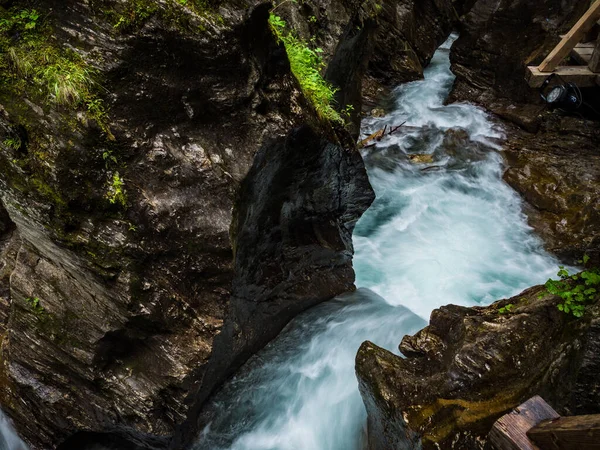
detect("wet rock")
(503, 115), (600, 265)
(369, 0), (456, 85)
(173, 125), (374, 448)
(408, 154), (434, 164)
(0, 204), (18, 336)
(356, 286), (600, 450)
(371, 108), (386, 118)
(448, 0), (589, 128)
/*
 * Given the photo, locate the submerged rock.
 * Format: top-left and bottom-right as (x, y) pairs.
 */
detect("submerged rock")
(356, 286), (600, 449)
(408, 154), (434, 164)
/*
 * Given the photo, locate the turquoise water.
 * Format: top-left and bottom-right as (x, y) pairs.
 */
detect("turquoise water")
(193, 35), (563, 450)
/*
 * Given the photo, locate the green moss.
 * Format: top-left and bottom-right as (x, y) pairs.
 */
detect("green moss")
(268, 13), (343, 124)
(29, 177), (67, 208)
(25, 296), (45, 314)
(111, 0), (159, 31)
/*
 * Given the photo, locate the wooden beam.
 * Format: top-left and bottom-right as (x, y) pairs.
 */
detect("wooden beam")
(572, 46), (594, 65)
(589, 34), (600, 72)
(488, 396), (560, 450)
(538, 1), (600, 72)
(527, 415), (600, 450)
(527, 65), (600, 88)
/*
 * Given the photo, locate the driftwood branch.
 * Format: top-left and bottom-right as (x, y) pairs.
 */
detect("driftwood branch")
(358, 121), (407, 149)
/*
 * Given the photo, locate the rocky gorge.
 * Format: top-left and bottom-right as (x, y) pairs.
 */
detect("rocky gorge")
(0, 0), (598, 450)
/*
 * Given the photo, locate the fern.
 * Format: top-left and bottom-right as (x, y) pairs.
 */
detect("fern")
(268, 13), (342, 124)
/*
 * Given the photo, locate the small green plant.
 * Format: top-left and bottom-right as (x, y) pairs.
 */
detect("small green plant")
(113, 0), (159, 31)
(106, 171), (127, 206)
(0, 8), (40, 33)
(102, 149), (118, 167)
(25, 296), (45, 314)
(542, 257), (599, 317)
(2, 136), (21, 150)
(268, 13), (342, 124)
(87, 99), (114, 139)
(498, 303), (514, 315)
(39, 57), (95, 105)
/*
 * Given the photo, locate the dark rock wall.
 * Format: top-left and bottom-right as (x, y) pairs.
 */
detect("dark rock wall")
(356, 288), (600, 450)
(0, 0), (377, 448)
(503, 116), (600, 266)
(173, 125), (374, 447)
(449, 0), (589, 127)
(368, 0), (456, 86)
(363, 0), (458, 107)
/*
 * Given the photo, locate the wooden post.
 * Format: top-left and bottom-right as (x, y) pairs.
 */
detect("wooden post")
(527, 415), (600, 450)
(589, 34), (600, 72)
(488, 396), (560, 450)
(538, 1), (600, 72)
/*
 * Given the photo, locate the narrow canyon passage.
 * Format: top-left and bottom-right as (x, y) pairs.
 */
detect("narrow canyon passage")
(193, 36), (565, 450)
(0, 35), (573, 450)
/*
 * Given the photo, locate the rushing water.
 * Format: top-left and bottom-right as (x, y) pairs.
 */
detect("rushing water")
(194, 34), (564, 450)
(1, 35), (564, 450)
(0, 411), (27, 450)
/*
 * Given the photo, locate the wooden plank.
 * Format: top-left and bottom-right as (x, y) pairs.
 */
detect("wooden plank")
(527, 65), (600, 88)
(572, 46), (594, 65)
(538, 1), (600, 72)
(488, 396), (560, 450)
(589, 34), (600, 72)
(527, 415), (600, 450)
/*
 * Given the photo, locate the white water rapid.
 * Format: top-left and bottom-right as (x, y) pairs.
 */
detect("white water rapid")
(194, 35), (564, 450)
(0, 411), (27, 450)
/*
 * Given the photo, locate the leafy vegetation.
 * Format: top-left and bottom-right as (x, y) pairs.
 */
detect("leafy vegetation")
(268, 13), (343, 124)
(106, 172), (127, 206)
(0, 6), (111, 135)
(542, 255), (599, 317)
(498, 303), (514, 315)
(25, 296), (45, 314)
(2, 136), (21, 150)
(111, 0), (159, 31)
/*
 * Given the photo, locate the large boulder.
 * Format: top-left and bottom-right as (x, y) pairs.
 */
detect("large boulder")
(356, 286), (600, 449)
(503, 115), (600, 266)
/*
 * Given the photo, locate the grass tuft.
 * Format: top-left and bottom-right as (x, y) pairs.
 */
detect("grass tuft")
(40, 59), (95, 106)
